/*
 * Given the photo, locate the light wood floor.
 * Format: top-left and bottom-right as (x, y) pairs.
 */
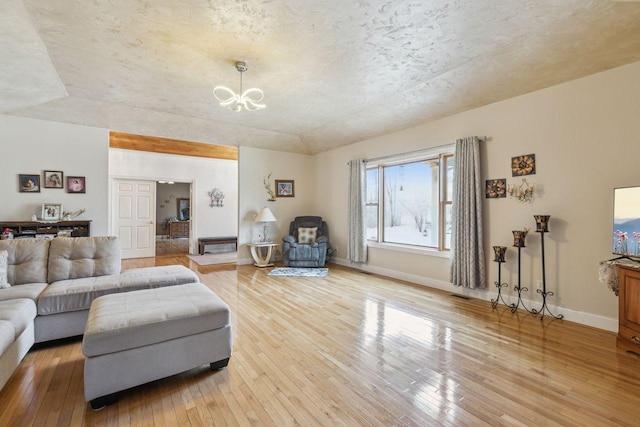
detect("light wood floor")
(155, 238), (189, 256)
(1, 256), (640, 426)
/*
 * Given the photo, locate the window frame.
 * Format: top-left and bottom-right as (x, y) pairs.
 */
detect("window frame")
(366, 145), (454, 254)
(365, 168), (380, 242)
(440, 153), (454, 251)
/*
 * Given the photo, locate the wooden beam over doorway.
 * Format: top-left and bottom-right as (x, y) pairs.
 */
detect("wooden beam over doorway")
(109, 131), (238, 160)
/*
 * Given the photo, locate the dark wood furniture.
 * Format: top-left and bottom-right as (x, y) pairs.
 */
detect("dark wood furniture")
(198, 236), (238, 255)
(617, 264), (640, 354)
(169, 221), (189, 239)
(0, 220), (91, 238)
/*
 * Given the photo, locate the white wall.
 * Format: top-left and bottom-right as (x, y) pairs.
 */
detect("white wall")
(109, 148), (238, 253)
(315, 60), (640, 331)
(0, 115), (109, 235)
(238, 147), (315, 264)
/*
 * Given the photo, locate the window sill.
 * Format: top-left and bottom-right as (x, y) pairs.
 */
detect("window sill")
(367, 241), (451, 259)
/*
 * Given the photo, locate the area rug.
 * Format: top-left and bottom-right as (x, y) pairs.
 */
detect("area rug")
(267, 267), (329, 278)
(187, 252), (237, 266)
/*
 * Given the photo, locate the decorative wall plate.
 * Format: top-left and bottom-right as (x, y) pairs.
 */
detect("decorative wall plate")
(208, 188), (225, 207)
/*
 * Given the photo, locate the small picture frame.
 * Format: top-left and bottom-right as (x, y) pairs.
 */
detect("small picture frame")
(511, 154), (536, 176)
(67, 176), (86, 193)
(42, 203), (63, 221)
(19, 174), (41, 193)
(44, 170), (64, 189)
(177, 198), (190, 220)
(275, 179), (295, 197)
(485, 179), (507, 198)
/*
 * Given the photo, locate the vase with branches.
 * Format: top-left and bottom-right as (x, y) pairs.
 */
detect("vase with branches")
(264, 173), (276, 201)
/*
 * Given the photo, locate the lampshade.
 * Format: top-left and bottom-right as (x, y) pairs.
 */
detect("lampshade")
(255, 207), (277, 223)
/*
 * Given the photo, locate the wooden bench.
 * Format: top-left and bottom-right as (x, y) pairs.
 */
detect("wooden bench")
(198, 236), (238, 255)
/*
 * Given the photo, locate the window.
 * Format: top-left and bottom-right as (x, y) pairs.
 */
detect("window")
(366, 147), (454, 252)
(366, 168), (379, 241)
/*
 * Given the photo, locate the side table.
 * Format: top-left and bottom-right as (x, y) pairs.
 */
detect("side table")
(247, 242), (279, 267)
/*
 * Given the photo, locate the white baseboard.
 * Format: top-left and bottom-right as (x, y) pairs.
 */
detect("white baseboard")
(331, 257), (617, 332)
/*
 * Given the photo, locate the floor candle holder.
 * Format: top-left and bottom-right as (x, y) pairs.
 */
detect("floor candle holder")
(491, 246), (510, 308)
(531, 215), (563, 320)
(511, 230), (532, 314)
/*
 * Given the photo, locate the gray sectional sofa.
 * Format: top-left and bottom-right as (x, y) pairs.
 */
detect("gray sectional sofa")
(0, 236), (199, 391)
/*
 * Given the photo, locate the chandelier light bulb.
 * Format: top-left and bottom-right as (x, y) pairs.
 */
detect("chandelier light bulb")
(213, 61), (265, 112)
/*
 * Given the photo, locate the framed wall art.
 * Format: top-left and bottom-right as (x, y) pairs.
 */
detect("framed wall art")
(67, 176), (86, 193)
(177, 198), (190, 220)
(19, 174), (41, 193)
(486, 179), (507, 198)
(511, 154), (536, 176)
(275, 180), (295, 197)
(44, 170), (64, 189)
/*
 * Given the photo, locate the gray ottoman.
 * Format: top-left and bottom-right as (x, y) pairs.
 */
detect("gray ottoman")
(82, 283), (232, 410)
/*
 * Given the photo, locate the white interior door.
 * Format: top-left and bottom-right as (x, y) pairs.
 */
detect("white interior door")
(113, 179), (155, 259)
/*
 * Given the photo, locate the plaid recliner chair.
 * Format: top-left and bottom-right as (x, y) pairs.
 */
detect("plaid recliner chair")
(282, 216), (329, 267)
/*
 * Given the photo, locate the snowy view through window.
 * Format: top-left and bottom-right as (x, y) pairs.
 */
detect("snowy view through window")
(384, 161), (439, 246)
(366, 154), (454, 250)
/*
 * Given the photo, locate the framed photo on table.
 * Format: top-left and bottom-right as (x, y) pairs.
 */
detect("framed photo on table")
(42, 203), (63, 221)
(275, 179), (295, 197)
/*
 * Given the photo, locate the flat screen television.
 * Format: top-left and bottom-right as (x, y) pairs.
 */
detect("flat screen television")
(613, 186), (640, 258)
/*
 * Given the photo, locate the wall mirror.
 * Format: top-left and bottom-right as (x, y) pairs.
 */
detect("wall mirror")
(177, 198), (190, 221)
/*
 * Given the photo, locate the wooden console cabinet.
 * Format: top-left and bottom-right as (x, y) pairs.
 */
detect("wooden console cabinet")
(617, 264), (640, 354)
(0, 220), (91, 238)
(169, 221), (189, 239)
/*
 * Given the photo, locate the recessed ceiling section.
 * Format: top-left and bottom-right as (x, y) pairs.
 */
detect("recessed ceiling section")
(2, 0), (640, 154)
(0, 0), (68, 112)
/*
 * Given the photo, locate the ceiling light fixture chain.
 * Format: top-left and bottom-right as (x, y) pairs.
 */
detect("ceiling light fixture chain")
(213, 61), (265, 112)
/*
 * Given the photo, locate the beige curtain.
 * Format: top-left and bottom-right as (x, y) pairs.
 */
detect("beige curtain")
(347, 159), (367, 263)
(450, 136), (485, 288)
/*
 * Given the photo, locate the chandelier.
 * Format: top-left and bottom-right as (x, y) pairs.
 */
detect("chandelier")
(213, 61), (265, 112)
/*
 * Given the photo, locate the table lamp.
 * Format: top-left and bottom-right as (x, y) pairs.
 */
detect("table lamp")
(254, 207), (277, 242)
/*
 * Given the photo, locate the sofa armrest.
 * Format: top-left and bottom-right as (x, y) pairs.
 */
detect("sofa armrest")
(283, 235), (297, 244)
(316, 236), (328, 244)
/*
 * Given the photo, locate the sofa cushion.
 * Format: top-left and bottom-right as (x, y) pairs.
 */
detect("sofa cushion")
(0, 250), (8, 288)
(0, 299), (37, 338)
(82, 283), (230, 357)
(38, 265), (199, 315)
(0, 239), (50, 285)
(47, 236), (121, 283)
(0, 321), (14, 355)
(0, 283), (48, 302)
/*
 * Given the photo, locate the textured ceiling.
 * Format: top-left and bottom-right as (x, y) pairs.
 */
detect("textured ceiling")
(2, 0), (640, 154)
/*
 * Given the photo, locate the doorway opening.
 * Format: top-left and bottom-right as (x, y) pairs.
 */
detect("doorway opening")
(156, 181), (191, 255)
